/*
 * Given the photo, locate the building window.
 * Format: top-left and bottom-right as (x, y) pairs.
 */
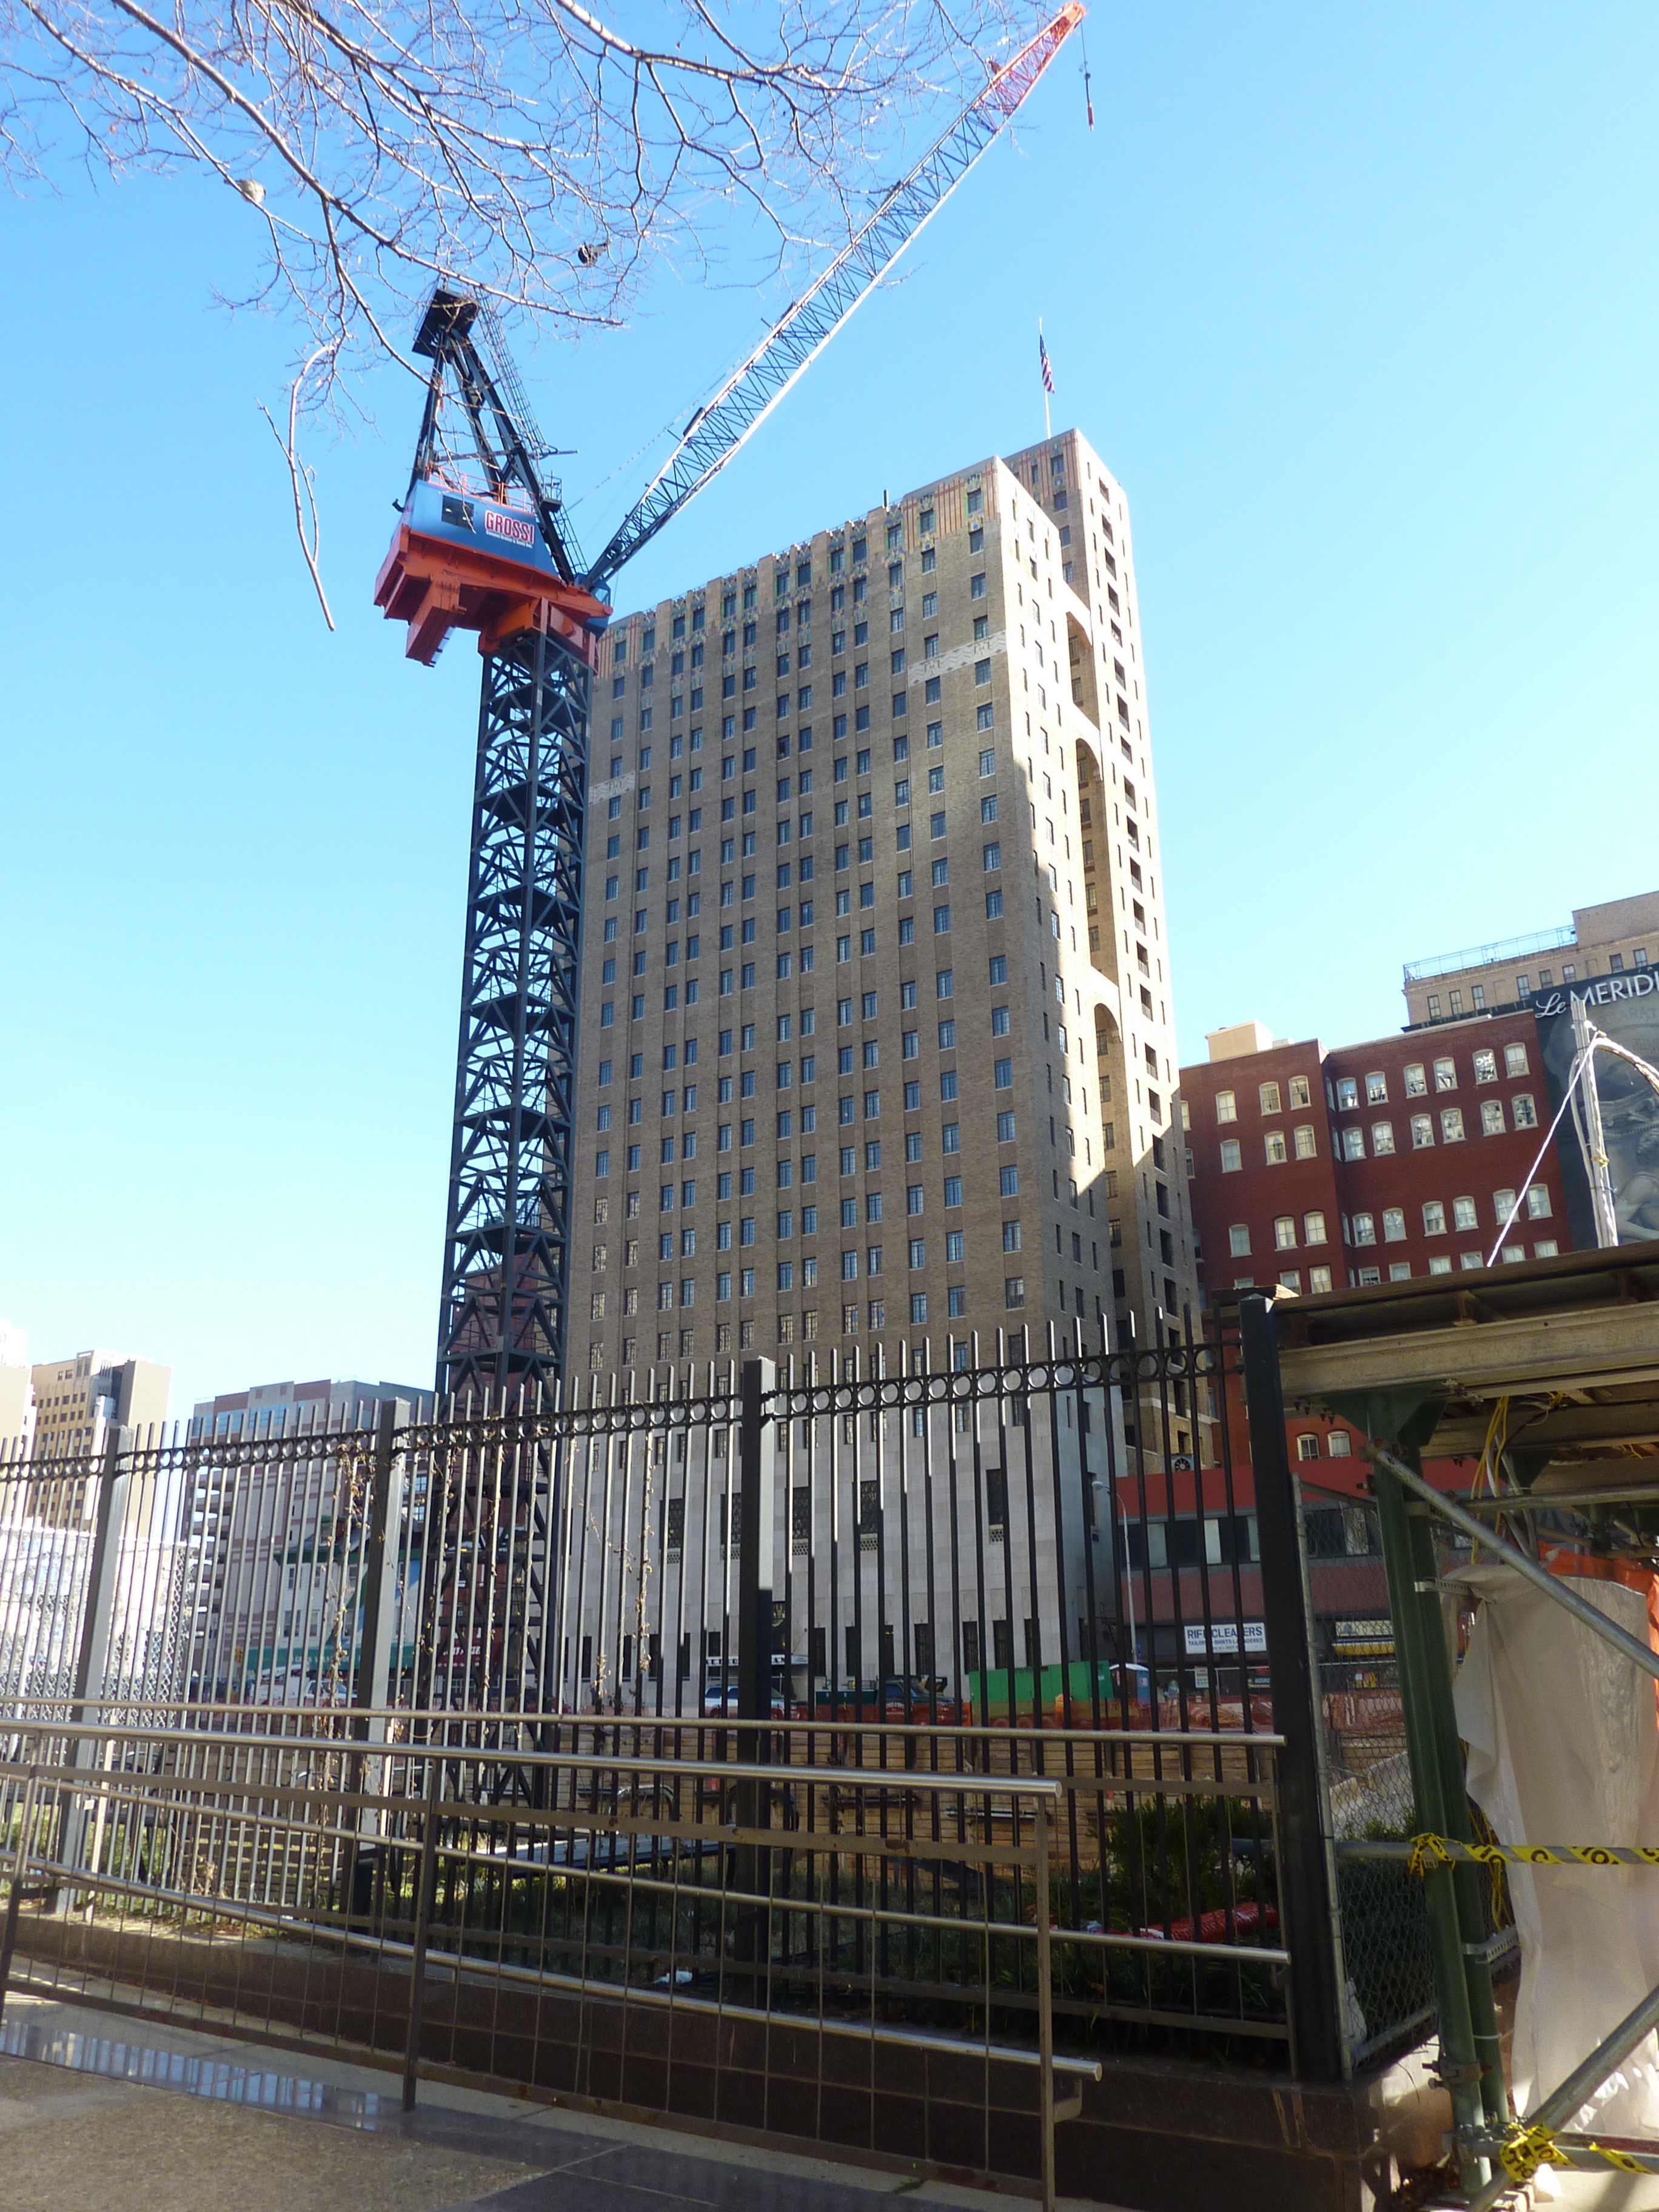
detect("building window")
(1512, 1094), (1538, 1129)
(1382, 1207), (1406, 1242)
(1533, 1238), (1560, 1258)
(1296, 1435), (1321, 1463)
(1504, 1043), (1530, 1077)
(1004, 1278), (1025, 1307)
(1410, 1114), (1433, 1148)
(1309, 1265), (1333, 1294)
(1341, 1128), (1364, 1162)
(1219, 1139), (1242, 1173)
(1303, 1209), (1327, 1244)
(1480, 1100), (1505, 1136)
(1228, 1224), (1251, 1256)
(1426, 994), (1442, 1019)
(1365, 1071), (1387, 1104)
(1264, 1131), (1287, 1165)
(1371, 1122), (1395, 1156)
(1492, 1187), (1517, 1225)
(1273, 1215), (1296, 1250)
(1473, 1048), (1497, 1084)
(1352, 1213), (1376, 1246)
(1404, 1063), (1426, 1096)
(1441, 1108), (1466, 1142)
(1434, 1058), (1456, 1091)
(1335, 1077), (1359, 1110)
(1293, 1124), (1317, 1159)
(1452, 1195), (1478, 1230)
(1526, 1185), (1552, 1219)
(1259, 1081), (1281, 1114)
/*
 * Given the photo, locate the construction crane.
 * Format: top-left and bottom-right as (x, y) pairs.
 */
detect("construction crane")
(377, 3), (1085, 1401)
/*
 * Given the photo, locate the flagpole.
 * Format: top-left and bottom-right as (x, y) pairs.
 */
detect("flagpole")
(1039, 318), (1051, 439)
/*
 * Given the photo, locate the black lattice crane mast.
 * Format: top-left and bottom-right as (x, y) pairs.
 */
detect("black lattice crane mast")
(377, 5), (1085, 1403)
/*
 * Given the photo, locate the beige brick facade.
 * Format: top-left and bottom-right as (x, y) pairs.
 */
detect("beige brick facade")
(1403, 890), (1659, 1028)
(569, 430), (1199, 1457)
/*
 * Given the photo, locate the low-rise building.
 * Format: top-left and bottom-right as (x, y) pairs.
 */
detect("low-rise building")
(1182, 1012), (1568, 1296)
(23, 1348), (171, 1527)
(1403, 888), (1659, 1028)
(183, 1375), (431, 1704)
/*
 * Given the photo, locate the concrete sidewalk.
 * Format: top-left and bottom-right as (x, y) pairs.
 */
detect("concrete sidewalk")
(0, 1992), (1100, 2212)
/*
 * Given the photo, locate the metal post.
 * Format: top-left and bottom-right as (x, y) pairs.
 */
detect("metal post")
(1034, 1794), (1056, 2212)
(56, 1426), (130, 1879)
(402, 1754), (443, 2112)
(1238, 1296), (1344, 2082)
(345, 1399), (406, 1922)
(735, 1358), (779, 1728)
(0, 1764), (41, 2026)
(357, 1400), (407, 1721)
(733, 1358), (777, 2003)
(1370, 1453), (1504, 2156)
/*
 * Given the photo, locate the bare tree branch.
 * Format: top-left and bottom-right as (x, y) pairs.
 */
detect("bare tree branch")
(258, 338), (340, 625)
(1, 0), (1034, 406)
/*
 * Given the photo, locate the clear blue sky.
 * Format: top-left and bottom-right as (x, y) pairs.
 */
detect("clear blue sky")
(3, 1), (1655, 1416)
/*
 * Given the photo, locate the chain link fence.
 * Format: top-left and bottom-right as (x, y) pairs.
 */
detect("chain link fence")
(1302, 1481), (1513, 2067)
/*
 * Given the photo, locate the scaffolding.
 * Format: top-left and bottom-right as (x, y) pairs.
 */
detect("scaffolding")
(1279, 1241), (1659, 2197)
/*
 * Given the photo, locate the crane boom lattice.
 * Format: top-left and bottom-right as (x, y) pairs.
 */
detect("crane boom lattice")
(584, 4), (1083, 588)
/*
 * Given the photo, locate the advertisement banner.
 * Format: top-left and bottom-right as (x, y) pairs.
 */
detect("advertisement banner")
(1532, 974), (1659, 1250)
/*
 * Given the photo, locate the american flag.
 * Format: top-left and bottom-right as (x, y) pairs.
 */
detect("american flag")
(1039, 332), (1054, 395)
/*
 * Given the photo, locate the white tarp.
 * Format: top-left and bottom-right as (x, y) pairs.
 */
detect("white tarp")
(1452, 1560), (1659, 2139)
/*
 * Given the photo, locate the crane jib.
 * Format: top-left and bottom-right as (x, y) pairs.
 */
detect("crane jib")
(581, 1), (1085, 591)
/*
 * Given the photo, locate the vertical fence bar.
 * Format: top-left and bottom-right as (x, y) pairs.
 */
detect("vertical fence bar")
(358, 1399), (406, 1723)
(402, 1752), (443, 2111)
(56, 1424), (129, 1880)
(1370, 1449), (1502, 2156)
(1034, 1791), (1056, 2212)
(734, 1357), (777, 2003)
(1238, 1295), (1344, 2081)
(0, 1762), (40, 2025)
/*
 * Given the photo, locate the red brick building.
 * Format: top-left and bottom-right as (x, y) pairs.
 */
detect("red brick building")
(1181, 1011), (1569, 1304)
(1105, 1010), (1575, 1681)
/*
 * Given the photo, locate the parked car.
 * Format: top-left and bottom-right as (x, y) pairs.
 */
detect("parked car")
(700, 1684), (787, 1717)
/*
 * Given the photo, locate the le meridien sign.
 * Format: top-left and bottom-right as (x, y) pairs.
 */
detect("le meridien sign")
(1531, 971), (1659, 1019)
(1183, 1621), (1266, 1657)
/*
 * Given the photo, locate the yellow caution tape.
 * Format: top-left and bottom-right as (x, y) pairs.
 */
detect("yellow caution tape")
(1404, 1832), (1659, 1872)
(1489, 2130), (1657, 2178)
(1587, 2143), (1652, 2174)
(1472, 2121), (1659, 2177)
(1407, 1832), (1453, 1877)
(1501, 2123), (1570, 2184)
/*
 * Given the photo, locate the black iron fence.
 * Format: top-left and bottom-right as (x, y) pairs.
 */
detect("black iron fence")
(0, 1309), (1393, 2115)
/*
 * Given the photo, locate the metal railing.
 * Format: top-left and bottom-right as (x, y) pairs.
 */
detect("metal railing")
(0, 1314), (1352, 2116)
(1402, 924), (1575, 985)
(0, 1710), (1295, 2203)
